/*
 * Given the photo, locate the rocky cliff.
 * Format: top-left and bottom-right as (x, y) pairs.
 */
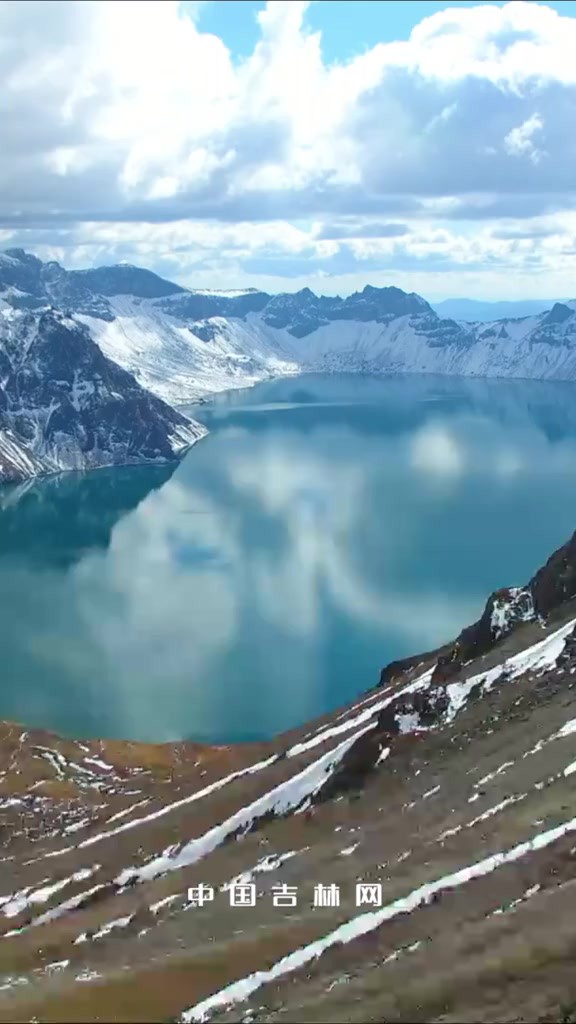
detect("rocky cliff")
(0, 300), (205, 486)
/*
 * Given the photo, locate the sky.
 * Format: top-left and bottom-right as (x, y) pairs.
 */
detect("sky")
(2, 0), (576, 299)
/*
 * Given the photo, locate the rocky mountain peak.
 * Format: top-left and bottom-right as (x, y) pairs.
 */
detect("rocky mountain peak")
(69, 263), (185, 299)
(3, 247), (40, 265)
(336, 284), (433, 322)
(541, 302), (574, 326)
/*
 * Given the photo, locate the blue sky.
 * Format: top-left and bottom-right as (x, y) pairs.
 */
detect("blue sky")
(2, 0), (576, 300)
(197, 1), (576, 60)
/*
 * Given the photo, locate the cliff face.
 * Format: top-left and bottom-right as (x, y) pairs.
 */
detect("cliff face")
(2, 530), (576, 1023)
(427, 530), (576, 687)
(0, 306), (205, 486)
(531, 530), (576, 616)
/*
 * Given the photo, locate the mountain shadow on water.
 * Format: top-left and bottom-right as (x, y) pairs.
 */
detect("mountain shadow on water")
(0, 462), (176, 569)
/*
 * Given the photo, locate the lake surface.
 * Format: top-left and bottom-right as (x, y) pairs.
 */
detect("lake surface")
(3, 372), (576, 743)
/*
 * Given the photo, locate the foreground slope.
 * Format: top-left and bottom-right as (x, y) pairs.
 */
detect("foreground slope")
(2, 534), (576, 1021)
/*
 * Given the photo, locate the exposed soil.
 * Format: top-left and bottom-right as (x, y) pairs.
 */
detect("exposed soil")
(2, 542), (576, 1023)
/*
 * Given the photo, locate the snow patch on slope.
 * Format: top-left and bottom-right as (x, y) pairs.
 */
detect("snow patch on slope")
(446, 616), (576, 722)
(181, 812), (576, 1022)
(79, 298), (298, 404)
(116, 725), (374, 888)
(490, 588), (536, 640)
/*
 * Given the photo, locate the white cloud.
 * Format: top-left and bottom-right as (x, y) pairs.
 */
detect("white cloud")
(2, 0), (576, 295)
(504, 113), (546, 164)
(224, 427), (477, 647)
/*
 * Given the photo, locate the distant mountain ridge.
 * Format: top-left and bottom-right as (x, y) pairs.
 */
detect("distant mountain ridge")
(431, 297), (565, 322)
(2, 249), (576, 483)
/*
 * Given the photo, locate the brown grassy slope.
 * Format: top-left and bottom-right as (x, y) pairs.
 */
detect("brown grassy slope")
(2, 536), (576, 1021)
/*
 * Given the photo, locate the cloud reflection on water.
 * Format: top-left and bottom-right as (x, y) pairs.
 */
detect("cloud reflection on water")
(3, 374), (576, 741)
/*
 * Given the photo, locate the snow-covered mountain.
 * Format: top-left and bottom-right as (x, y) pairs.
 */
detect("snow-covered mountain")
(0, 249), (296, 406)
(2, 248), (576, 482)
(4, 250), (576, 410)
(0, 271), (205, 485)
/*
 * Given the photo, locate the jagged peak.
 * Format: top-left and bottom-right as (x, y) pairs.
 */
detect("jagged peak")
(362, 284), (405, 296)
(540, 302), (574, 326)
(3, 247), (41, 263)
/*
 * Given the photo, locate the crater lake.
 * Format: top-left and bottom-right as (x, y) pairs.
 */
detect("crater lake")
(2, 373), (576, 743)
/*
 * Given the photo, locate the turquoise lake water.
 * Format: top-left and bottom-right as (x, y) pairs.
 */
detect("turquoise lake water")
(2, 372), (576, 743)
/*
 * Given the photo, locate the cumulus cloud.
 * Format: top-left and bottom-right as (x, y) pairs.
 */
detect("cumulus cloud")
(504, 113), (546, 164)
(1, 0), (576, 295)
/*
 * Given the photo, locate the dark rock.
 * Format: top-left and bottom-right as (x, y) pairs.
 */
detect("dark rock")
(557, 627), (576, 668)
(70, 264), (184, 299)
(377, 686), (450, 735)
(541, 303), (574, 327)
(380, 655), (425, 687)
(313, 731), (383, 802)
(379, 527), (576, 698)
(380, 648), (445, 687)
(158, 289), (270, 322)
(0, 309), (203, 485)
(431, 586), (535, 685)
(262, 284), (434, 338)
(530, 529), (576, 617)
